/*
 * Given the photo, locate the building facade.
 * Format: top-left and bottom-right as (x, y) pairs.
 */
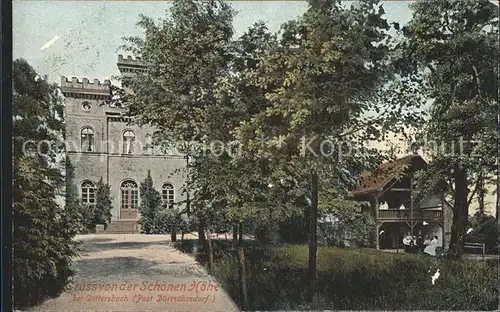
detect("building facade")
(62, 55), (187, 232)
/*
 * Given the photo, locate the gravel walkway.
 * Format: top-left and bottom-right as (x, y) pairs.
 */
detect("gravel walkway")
(27, 234), (239, 312)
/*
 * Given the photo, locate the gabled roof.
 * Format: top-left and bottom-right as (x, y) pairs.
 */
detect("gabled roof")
(351, 153), (427, 196)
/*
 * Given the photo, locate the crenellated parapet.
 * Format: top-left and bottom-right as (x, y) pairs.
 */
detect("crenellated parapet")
(117, 54), (147, 74)
(60, 76), (111, 100)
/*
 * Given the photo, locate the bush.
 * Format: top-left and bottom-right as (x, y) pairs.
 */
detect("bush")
(277, 207), (309, 244)
(77, 178), (113, 233)
(467, 215), (499, 254)
(148, 208), (182, 234)
(79, 203), (98, 233)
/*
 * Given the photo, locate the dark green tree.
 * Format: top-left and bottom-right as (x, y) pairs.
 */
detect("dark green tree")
(139, 170), (162, 234)
(13, 58), (79, 308)
(94, 177), (113, 229)
(64, 156), (84, 234)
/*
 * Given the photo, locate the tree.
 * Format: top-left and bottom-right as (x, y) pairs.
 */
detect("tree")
(64, 157), (84, 234)
(396, 0), (499, 257)
(94, 177), (113, 229)
(118, 4), (281, 308)
(139, 170), (162, 234)
(234, 0), (395, 302)
(319, 189), (375, 247)
(118, 0), (398, 307)
(120, 0), (236, 251)
(12, 58), (79, 308)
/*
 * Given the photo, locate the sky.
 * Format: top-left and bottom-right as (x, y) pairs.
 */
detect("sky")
(13, 1), (412, 84)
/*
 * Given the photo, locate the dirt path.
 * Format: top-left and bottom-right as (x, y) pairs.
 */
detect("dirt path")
(27, 234), (239, 312)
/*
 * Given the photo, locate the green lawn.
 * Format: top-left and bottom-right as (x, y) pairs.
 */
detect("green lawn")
(174, 240), (499, 310)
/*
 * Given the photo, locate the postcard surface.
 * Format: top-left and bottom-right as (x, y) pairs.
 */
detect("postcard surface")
(12, 1), (499, 311)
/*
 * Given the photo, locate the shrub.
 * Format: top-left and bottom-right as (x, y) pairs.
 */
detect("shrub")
(150, 208), (182, 234)
(467, 215), (499, 254)
(76, 178), (113, 233)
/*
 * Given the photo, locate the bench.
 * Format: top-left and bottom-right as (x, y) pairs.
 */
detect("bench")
(464, 243), (486, 259)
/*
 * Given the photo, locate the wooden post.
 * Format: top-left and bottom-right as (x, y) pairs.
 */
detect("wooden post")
(374, 195), (379, 250)
(410, 173), (414, 237)
(232, 223), (238, 250)
(171, 224), (177, 242)
(307, 171), (319, 303)
(206, 230), (213, 268)
(375, 223), (380, 250)
(237, 222), (248, 310)
(441, 223), (445, 250)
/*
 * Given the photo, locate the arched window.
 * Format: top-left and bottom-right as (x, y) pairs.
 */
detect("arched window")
(81, 127), (94, 152)
(162, 183), (175, 209)
(121, 180), (138, 210)
(123, 130), (135, 154)
(81, 180), (96, 205)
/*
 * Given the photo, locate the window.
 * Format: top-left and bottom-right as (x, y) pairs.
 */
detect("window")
(162, 183), (175, 208)
(81, 127), (94, 152)
(123, 130), (135, 154)
(81, 101), (92, 111)
(121, 180), (138, 210)
(81, 180), (96, 205)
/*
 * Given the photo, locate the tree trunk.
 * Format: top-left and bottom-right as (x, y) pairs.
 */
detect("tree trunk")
(186, 153), (191, 215)
(496, 152), (500, 221)
(237, 222), (248, 311)
(497, 85), (500, 222)
(206, 230), (214, 269)
(448, 165), (469, 258)
(497, 165), (500, 221)
(197, 217), (209, 262)
(232, 223), (238, 249)
(171, 225), (177, 242)
(478, 172), (485, 216)
(198, 217), (206, 246)
(307, 171), (319, 303)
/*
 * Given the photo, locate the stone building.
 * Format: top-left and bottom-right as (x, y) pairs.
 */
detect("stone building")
(62, 55), (187, 233)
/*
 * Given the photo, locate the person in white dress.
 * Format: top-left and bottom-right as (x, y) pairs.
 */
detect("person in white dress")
(402, 233), (412, 252)
(424, 236), (439, 256)
(423, 236), (431, 246)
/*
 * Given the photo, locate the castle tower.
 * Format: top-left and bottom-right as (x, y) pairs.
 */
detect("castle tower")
(117, 54), (146, 94)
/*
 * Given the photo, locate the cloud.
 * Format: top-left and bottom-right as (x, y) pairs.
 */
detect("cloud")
(40, 35), (60, 51)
